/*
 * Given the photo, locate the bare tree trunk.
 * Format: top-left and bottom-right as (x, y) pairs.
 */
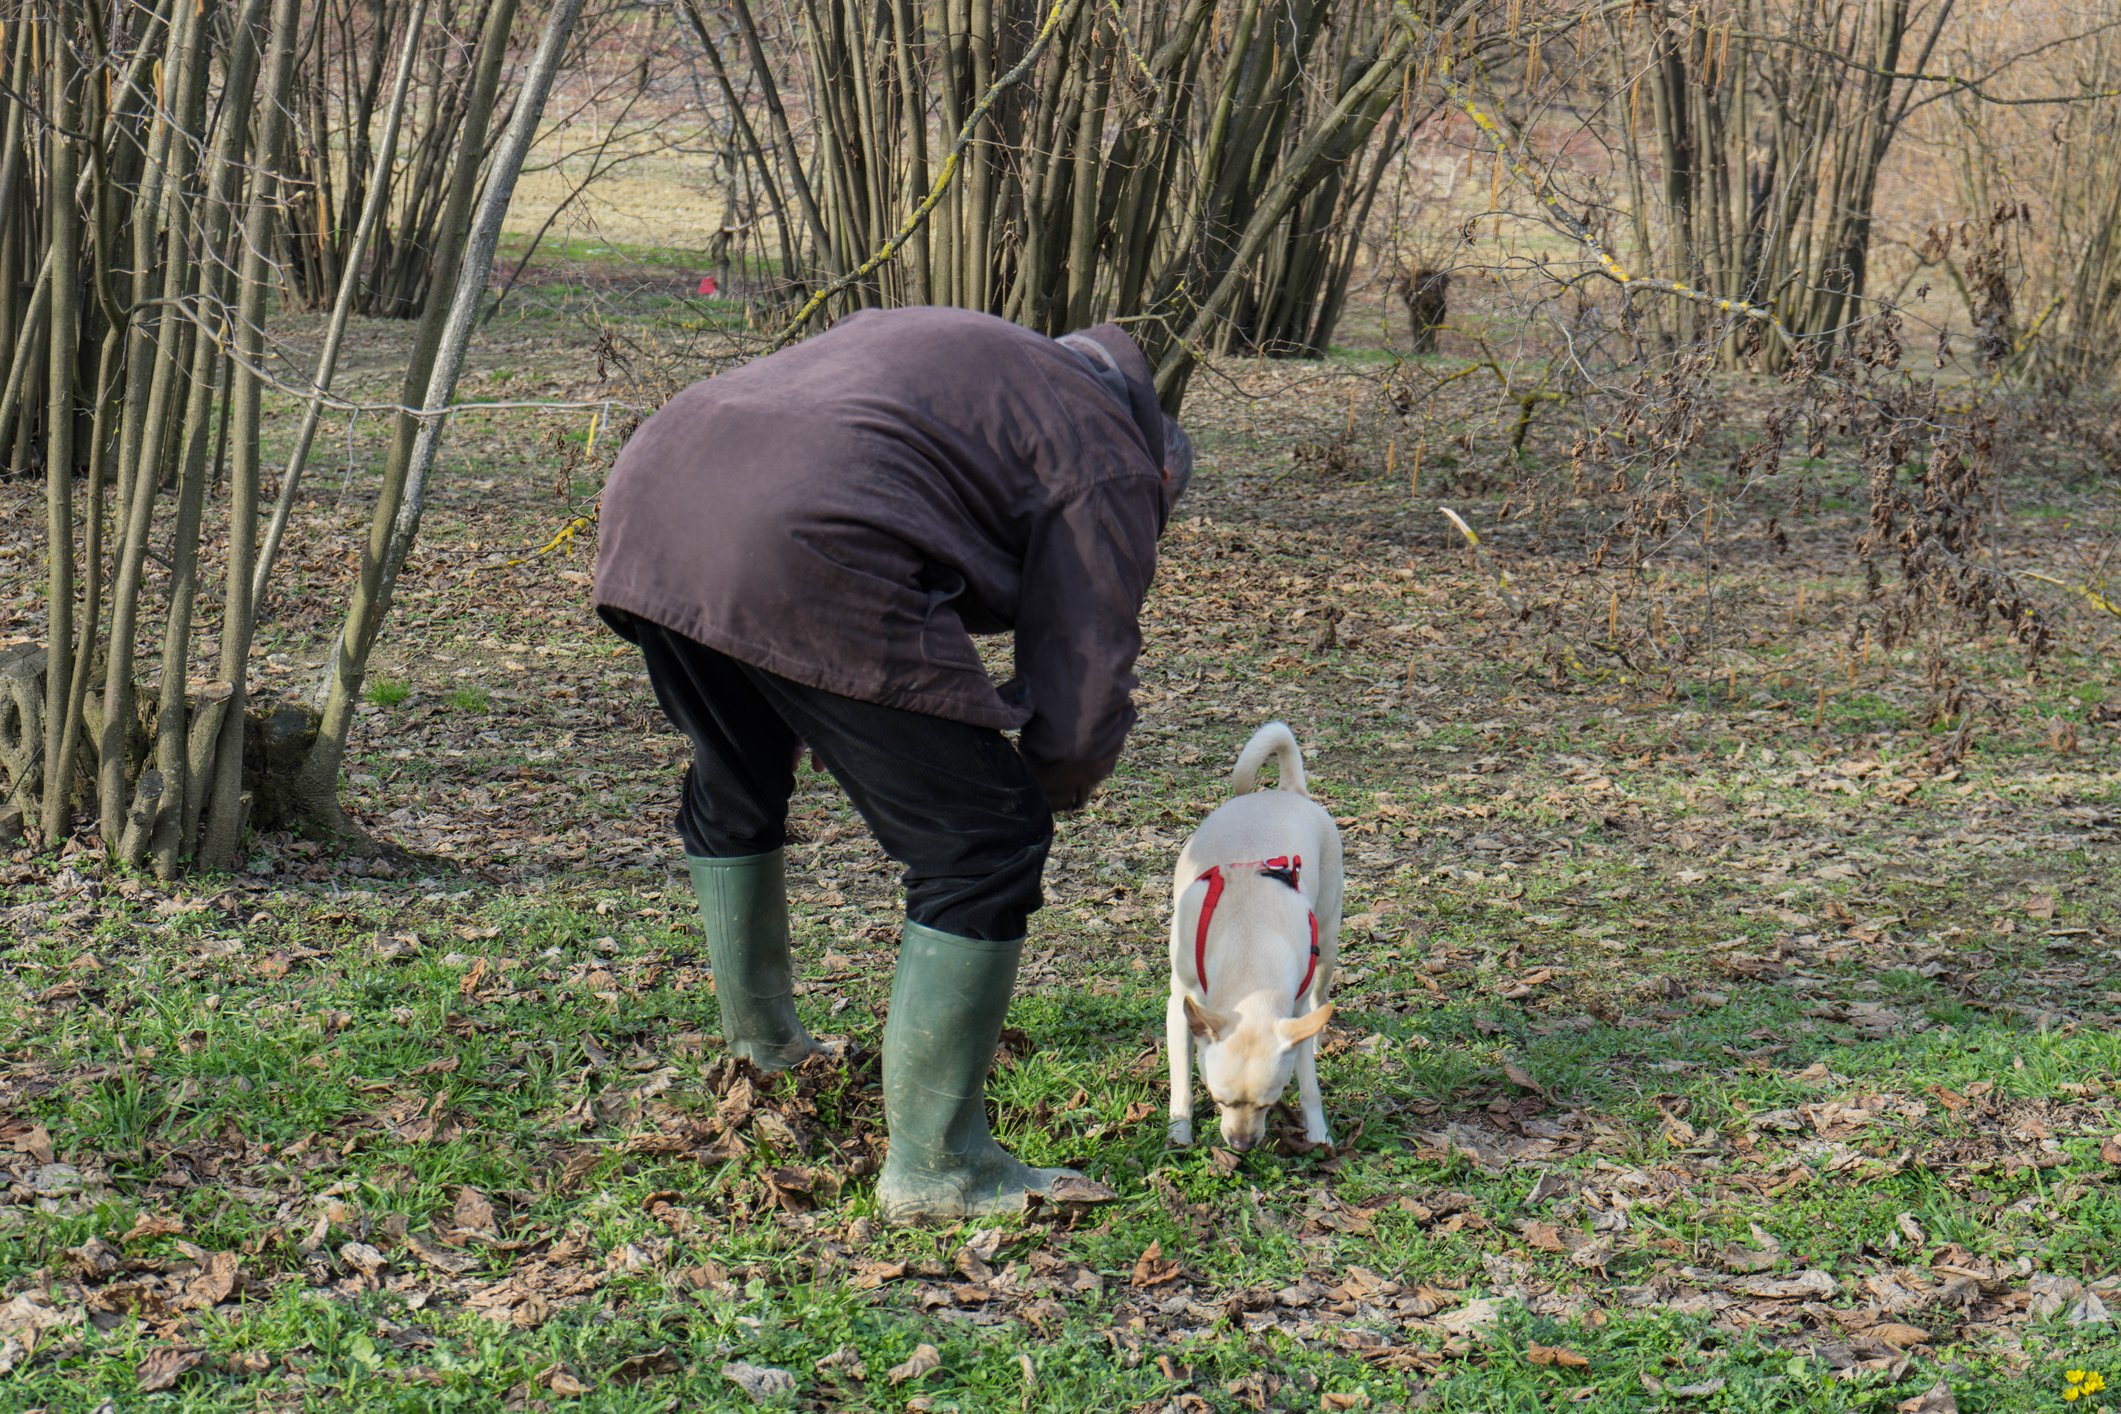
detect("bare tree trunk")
(97, 0), (215, 847)
(40, 7), (82, 846)
(696, 0), (1438, 403)
(200, 0), (304, 872)
(295, 0), (587, 825)
(253, 0), (435, 607)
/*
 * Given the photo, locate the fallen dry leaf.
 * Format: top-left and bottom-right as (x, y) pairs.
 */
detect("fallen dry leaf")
(1526, 1342), (1590, 1369)
(136, 1346), (204, 1392)
(722, 1359), (797, 1401)
(1503, 1060), (1545, 1094)
(1041, 1173), (1117, 1204)
(1865, 1322), (1931, 1348)
(814, 1344), (867, 1381)
(66, 1237), (122, 1279)
(339, 1241), (389, 1277)
(888, 1343), (942, 1385)
(1718, 1242), (1781, 1274)
(1132, 1239), (1182, 1288)
(1897, 1379), (1959, 1413)
(2028, 1273), (2085, 1318)
(1524, 1171), (1571, 1205)
(608, 1348), (681, 1384)
(453, 1185), (499, 1238)
(178, 1251), (241, 1310)
(1727, 1269), (1835, 1299)
(1321, 1392), (1371, 1410)
(122, 1211), (186, 1244)
(543, 1364), (593, 1396)
(2101, 1135), (2121, 1166)
(1433, 1297), (1505, 1335)
(847, 1259), (907, 1291)
(0, 1292), (79, 1346)
(1668, 1378), (1727, 1398)
(404, 1230), (479, 1275)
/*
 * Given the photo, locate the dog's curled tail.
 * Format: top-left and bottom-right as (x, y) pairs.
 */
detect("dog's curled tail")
(1231, 721), (1307, 795)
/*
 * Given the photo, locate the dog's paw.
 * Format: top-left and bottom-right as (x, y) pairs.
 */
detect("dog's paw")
(1303, 1125), (1334, 1148)
(1167, 1118), (1194, 1147)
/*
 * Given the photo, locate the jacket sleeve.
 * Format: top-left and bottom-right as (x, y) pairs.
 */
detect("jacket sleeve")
(1011, 475), (1164, 811)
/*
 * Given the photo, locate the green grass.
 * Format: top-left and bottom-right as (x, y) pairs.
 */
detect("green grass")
(4, 895), (2116, 1410)
(4, 313), (2118, 1412)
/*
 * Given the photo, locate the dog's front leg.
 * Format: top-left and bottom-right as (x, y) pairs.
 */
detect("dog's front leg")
(1295, 1035), (1331, 1147)
(1166, 989), (1195, 1146)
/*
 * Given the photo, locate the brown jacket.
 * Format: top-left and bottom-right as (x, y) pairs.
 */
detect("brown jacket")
(592, 306), (1173, 806)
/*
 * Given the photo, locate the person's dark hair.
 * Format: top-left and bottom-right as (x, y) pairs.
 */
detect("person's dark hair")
(1161, 414), (1194, 507)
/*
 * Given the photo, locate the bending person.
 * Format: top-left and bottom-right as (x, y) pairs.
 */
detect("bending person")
(593, 306), (1191, 1221)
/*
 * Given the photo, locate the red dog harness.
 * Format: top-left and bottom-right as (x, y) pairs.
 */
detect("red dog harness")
(1192, 854), (1319, 998)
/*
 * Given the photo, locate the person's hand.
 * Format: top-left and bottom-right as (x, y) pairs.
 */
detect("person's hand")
(1043, 781), (1092, 815)
(1022, 751), (1103, 815)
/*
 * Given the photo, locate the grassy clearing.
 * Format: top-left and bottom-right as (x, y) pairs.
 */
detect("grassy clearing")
(3, 279), (2119, 1412)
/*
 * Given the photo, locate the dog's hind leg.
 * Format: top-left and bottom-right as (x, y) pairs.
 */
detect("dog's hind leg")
(1166, 989), (1195, 1146)
(1295, 1036), (1331, 1147)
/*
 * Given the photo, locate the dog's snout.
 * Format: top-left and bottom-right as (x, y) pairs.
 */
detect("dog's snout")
(1219, 1106), (1267, 1151)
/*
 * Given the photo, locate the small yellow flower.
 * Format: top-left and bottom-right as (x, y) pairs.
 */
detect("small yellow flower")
(2066, 1368), (2109, 1401)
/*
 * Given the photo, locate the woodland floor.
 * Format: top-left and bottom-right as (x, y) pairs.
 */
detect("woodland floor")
(2, 257), (2120, 1412)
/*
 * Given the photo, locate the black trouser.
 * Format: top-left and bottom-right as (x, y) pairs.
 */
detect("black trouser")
(630, 620), (1052, 941)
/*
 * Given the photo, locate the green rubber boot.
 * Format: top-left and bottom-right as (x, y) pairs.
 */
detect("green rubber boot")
(875, 922), (1079, 1223)
(685, 850), (819, 1071)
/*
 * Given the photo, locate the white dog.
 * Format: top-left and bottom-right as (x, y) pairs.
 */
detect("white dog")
(1167, 722), (1343, 1151)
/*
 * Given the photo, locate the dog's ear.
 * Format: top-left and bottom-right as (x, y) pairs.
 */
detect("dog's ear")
(1183, 995), (1230, 1042)
(1275, 1003), (1333, 1048)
